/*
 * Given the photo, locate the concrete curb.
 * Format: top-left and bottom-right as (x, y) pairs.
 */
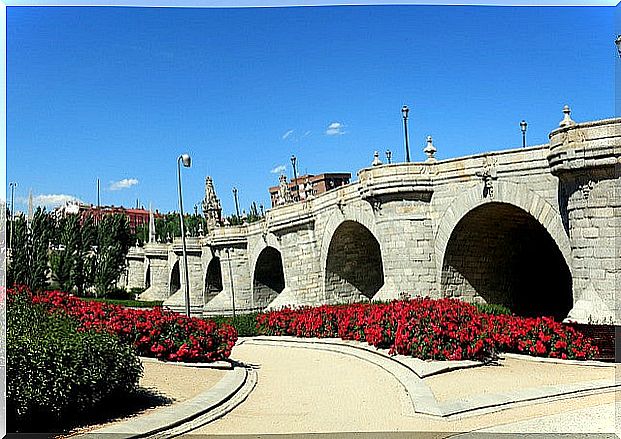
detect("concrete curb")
(77, 364), (256, 439)
(138, 356), (234, 370)
(241, 336), (621, 420)
(500, 352), (616, 367)
(240, 336), (483, 378)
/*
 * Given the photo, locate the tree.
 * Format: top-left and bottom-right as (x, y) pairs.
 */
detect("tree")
(8, 208), (53, 292)
(73, 216), (96, 296)
(92, 214), (132, 297)
(49, 214), (79, 292)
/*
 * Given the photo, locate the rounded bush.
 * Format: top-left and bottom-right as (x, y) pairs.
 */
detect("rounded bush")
(7, 289), (143, 431)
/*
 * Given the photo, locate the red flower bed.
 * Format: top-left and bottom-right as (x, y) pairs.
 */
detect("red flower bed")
(257, 298), (598, 361)
(16, 288), (237, 363)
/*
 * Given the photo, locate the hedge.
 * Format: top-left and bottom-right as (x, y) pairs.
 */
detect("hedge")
(7, 288), (143, 431)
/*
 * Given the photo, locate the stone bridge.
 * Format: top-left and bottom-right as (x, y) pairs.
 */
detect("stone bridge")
(124, 112), (620, 324)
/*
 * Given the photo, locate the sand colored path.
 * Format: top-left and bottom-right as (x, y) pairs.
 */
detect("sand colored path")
(194, 343), (619, 436)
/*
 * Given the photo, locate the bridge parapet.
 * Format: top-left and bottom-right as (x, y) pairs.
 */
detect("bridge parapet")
(548, 117), (620, 175)
(357, 163), (434, 204)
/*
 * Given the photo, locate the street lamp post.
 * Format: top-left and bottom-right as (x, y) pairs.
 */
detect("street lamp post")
(226, 247), (236, 318)
(385, 150), (392, 164)
(177, 153), (192, 317)
(232, 187), (240, 218)
(520, 120), (528, 148)
(290, 155), (299, 201)
(401, 105), (411, 162)
(9, 182), (16, 252)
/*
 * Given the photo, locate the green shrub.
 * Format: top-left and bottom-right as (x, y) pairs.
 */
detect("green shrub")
(7, 290), (143, 432)
(474, 302), (512, 316)
(210, 312), (260, 337)
(106, 286), (132, 300)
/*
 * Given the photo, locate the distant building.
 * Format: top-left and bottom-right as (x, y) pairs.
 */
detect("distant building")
(56, 202), (162, 233)
(268, 173), (351, 207)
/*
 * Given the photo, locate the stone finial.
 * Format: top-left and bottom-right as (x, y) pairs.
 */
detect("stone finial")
(372, 151), (382, 166)
(423, 136), (437, 162)
(559, 105), (575, 127)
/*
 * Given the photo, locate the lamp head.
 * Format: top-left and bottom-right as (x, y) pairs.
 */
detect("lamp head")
(180, 154), (191, 167)
(401, 105), (409, 118)
(520, 120), (527, 133)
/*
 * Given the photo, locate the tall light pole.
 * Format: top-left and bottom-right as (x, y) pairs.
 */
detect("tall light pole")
(401, 105), (411, 162)
(177, 153), (192, 317)
(9, 182), (16, 252)
(290, 155), (299, 201)
(520, 120), (528, 148)
(232, 187), (240, 218)
(226, 247), (236, 318)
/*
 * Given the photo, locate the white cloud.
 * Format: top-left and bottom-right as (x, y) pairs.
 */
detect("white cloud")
(109, 178), (139, 191)
(282, 129), (294, 140)
(18, 194), (83, 208)
(326, 122), (346, 136)
(270, 164), (287, 174)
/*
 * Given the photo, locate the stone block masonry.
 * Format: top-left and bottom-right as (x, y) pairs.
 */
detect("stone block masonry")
(125, 114), (620, 324)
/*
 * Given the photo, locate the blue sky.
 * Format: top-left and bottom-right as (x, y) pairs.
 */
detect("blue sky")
(6, 4), (616, 215)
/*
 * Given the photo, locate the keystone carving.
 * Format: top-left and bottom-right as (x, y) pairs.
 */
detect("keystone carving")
(475, 156), (498, 198)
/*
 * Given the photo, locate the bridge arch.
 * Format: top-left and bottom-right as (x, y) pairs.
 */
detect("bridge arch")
(435, 181), (574, 319)
(320, 205), (384, 302)
(204, 255), (223, 305)
(169, 260), (181, 296)
(252, 246), (286, 308)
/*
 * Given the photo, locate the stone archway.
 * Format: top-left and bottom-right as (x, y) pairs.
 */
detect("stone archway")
(253, 247), (285, 308)
(440, 202), (572, 320)
(324, 220), (384, 302)
(170, 260), (181, 296)
(204, 256), (223, 305)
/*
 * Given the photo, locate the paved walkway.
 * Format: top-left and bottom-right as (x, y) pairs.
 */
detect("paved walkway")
(193, 342), (619, 436)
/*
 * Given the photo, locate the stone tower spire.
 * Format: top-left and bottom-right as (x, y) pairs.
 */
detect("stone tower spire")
(201, 176), (222, 230)
(276, 174), (292, 205)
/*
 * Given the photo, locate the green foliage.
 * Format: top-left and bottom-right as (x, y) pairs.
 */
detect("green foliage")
(93, 214), (132, 297)
(7, 291), (143, 432)
(210, 312), (259, 337)
(154, 213), (208, 241)
(474, 302), (513, 316)
(8, 208), (53, 291)
(106, 287), (131, 300)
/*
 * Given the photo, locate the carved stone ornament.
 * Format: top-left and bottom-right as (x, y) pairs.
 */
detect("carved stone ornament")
(475, 156), (498, 198)
(579, 180), (595, 200)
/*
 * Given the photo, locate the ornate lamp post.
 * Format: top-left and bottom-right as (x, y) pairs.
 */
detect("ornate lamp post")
(401, 105), (411, 162)
(177, 153), (192, 317)
(232, 187), (240, 218)
(520, 120), (528, 148)
(290, 155), (299, 201)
